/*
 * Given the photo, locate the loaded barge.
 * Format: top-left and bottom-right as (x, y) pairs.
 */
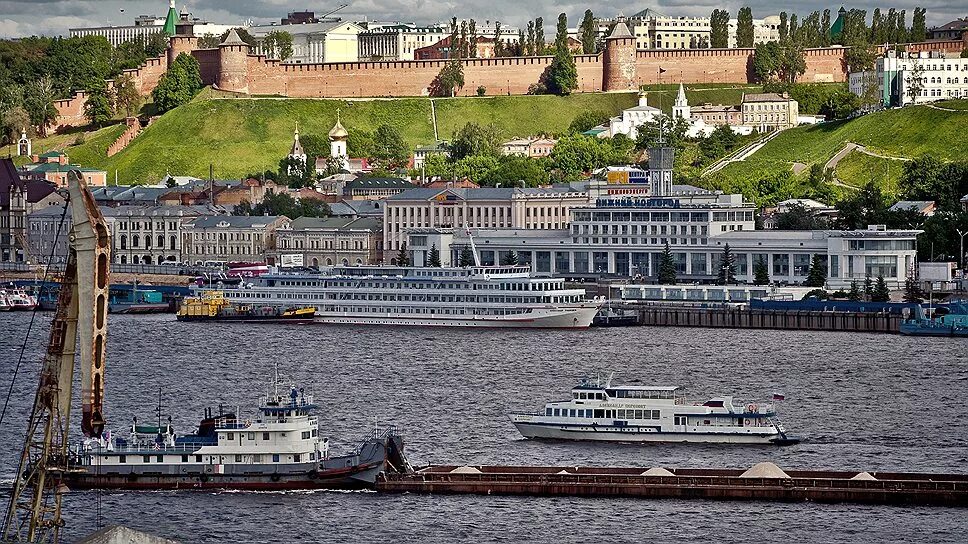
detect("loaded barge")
(378, 464), (968, 507)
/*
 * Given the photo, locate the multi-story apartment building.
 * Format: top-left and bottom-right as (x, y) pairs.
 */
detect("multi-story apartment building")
(69, 3), (236, 46)
(598, 10), (780, 50)
(274, 217), (383, 267)
(183, 215), (291, 265)
(103, 205), (222, 265)
(740, 93), (799, 131)
(358, 24), (449, 61)
(849, 50), (968, 108)
(383, 186), (589, 255)
(2, 158), (62, 263)
(500, 138), (557, 158)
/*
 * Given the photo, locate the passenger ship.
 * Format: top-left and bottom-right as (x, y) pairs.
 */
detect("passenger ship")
(65, 380), (409, 490)
(510, 376), (799, 445)
(213, 265), (602, 328)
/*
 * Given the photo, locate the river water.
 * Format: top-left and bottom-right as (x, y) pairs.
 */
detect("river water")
(1, 313), (966, 542)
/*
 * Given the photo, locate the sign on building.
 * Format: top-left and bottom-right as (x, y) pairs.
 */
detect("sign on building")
(280, 253), (304, 267)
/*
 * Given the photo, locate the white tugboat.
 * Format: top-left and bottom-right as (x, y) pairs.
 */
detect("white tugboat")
(510, 375), (799, 445)
(65, 375), (409, 490)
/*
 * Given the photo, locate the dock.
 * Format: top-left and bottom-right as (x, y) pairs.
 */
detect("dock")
(378, 464), (968, 507)
(633, 305), (902, 333)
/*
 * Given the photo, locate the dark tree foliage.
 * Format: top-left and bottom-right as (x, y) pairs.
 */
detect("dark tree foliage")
(716, 243), (737, 285)
(709, 10), (730, 48)
(152, 52), (202, 113)
(804, 254), (827, 287)
(459, 246), (475, 267)
(546, 13), (578, 95)
(774, 202), (829, 230)
(579, 10), (597, 54)
(568, 110), (611, 134)
(736, 7), (755, 48)
(847, 280), (862, 301)
(397, 242), (410, 266)
(902, 277), (925, 303)
(427, 244), (442, 267)
(449, 122), (501, 160)
(871, 275), (891, 302)
(232, 192), (330, 219)
(501, 251), (519, 265)
(658, 243), (677, 284)
(754, 256), (770, 285)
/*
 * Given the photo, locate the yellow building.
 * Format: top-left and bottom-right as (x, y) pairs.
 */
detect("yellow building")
(740, 93), (800, 131)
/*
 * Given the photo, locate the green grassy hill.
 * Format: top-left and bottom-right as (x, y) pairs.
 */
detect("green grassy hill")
(63, 93), (639, 184)
(709, 103), (968, 196)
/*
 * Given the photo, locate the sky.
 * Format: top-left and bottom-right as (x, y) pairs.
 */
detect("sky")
(0, 0), (962, 39)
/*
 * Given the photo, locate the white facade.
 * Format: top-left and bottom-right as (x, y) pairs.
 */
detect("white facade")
(599, 11), (780, 50)
(249, 21), (364, 63)
(849, 50), (968, 108)
(358, 25), (449, 61)
(608, 94), (662, 139)
(102, 205), (220, 265)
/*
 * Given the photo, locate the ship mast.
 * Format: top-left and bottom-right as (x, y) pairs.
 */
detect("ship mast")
(2, 170), (110, 543)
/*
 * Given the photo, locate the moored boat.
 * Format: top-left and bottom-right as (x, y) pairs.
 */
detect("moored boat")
(899, 301), (968, 337)
(65, 379), (409, 491)
(592, 305), (639, 327)
(510, 375), (799, 445)
(4, 288), (38, 310)
(176, 291), (316, 323)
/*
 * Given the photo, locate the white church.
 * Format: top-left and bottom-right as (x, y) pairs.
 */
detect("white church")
(605, 84), (756, 140)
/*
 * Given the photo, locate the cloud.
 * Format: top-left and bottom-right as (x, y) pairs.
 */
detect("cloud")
(0, 1), (961, 39)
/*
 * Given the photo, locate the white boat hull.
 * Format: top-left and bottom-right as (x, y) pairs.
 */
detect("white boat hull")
(312, 306), (599, 328)
(512, 421), (786, 445)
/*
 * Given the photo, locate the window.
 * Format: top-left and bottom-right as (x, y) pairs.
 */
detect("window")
(263, 432), (270, 441)
(181, 454), (189, 463)
(157, 455), (163, 462)
(227, 432), (234, 440)
(195, 455), (202, 462)
(272, 454), (280, 463)
(143, 455), (150, 463)
(294, 454), (301, 462)
(235, 454), (243, 463)
(301, 431), (310, 439)
(247, 432), (255, 440)
(119, 455), (126, 463)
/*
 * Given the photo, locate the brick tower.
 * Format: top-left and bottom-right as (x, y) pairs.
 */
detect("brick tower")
(217, 29), (250, 94)
(602, 17), (637, 91)
(168, 35), (198, 67)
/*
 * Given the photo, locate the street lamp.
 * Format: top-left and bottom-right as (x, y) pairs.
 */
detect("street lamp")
(957, 228), (968, 275)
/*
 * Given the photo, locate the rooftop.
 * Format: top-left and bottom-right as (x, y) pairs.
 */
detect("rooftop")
(188, 215), (287, 228)
(286, 216), (381, 232)
(345, 177), (413, 190)
(743, 93), (792, 103)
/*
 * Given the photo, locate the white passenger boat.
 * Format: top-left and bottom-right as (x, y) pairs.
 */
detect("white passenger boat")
(510, 376), (799, 445)
(3, 288), (38, 310)
(212, 265), (602, 328)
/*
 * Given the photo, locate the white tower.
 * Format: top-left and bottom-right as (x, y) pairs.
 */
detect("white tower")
(287, 123), (307, 175)
(672, 83), (690, 122)
(17, 127), (31, 157)
(328, 111), (348, 170)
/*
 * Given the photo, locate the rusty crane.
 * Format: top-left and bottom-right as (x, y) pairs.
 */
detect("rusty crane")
(2, 170), (110, 543)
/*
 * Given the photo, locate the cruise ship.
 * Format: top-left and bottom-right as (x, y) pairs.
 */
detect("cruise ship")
(65, 379), (409, 490)
(510, 376), (799, 445)
(212, 265), (602, 328)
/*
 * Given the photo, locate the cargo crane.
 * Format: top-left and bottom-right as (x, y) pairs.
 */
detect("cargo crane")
(2, 170), (110, 543)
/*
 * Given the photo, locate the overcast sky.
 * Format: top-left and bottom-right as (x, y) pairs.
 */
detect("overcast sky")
(0, 1), (962, 39)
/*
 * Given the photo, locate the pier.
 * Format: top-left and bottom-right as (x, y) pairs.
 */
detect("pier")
(378, 465), (968, 507)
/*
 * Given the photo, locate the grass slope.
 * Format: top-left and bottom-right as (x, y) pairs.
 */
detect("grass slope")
(66, 93), (638, 184)
(714, 104), (968, 192)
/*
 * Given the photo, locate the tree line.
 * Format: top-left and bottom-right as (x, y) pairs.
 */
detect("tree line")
(0, 33), (167, 140)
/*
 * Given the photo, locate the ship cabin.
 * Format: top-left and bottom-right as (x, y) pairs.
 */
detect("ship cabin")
(76, 386), (324, 470)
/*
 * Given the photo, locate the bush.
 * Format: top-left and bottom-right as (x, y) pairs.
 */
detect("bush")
(476, 85), (486, 97)
(802, 289), (829, 300)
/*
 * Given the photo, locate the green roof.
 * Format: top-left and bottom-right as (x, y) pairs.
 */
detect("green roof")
(163, 0), (178, 36)
(29, 163), (102, 173)
(830, 7), (846, 40)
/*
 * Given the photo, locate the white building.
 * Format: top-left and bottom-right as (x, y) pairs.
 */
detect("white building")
(358, 24), (449, 61)
(70, 4), (237, 47)
(598, 10), (780, 50)
(184, 215), (291, 265)
(849, 50), (968, 108)
(102, 205), (221, 265)
(608, 94), (662, 139)
(249, 21), (364, 63)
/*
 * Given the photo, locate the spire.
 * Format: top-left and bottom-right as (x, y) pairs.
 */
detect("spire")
(163, 0), (178, 36)
(290, 124), (304, 157)
(675, 83), (687, 106)
(328, 110), (348, 140)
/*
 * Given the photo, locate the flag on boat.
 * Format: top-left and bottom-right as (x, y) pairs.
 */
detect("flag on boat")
(773, 393), (785, 401)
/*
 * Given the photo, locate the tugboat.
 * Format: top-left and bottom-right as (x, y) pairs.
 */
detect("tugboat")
(899, 300), (968, 337)
(176, 290), (316, 323)
(65, 375), (410, 490)
(592, 304), (639, 327)
(509, 375), (799, 445)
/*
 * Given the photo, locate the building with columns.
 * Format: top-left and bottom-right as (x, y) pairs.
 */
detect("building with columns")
(274, 216), (383, 267)
(383, 186), (590, 257)
(183, 215), (291, 265)
(103, 205), (222, 265)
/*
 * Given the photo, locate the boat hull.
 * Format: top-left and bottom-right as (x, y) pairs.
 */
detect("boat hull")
(899, 324), (968, 337)
(512, 421), (797, 445)
(311, 306), (599, 328)
(175, 314), (315, 324)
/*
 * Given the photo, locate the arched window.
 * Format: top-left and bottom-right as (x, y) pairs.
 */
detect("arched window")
(311, 258), (319, 267)
(170, 236), (176, 250)
(157, 235), (164, 248)
(157, 255), (164, 264)
(132, 234), (139, 248)
(326, 258), (333, 266)
(145, 236), (151, 248)
(142, 255), (151, 264)
(356, 258), (363, 265)
(119, 234), (127, 249)
(119, 255), (127, 264)
(342, 259), (348, 266)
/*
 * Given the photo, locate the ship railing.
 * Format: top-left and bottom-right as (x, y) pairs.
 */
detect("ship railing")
(88, 441), (213, 454)
(353, 424), (400, 453)
(508, 410), (543, 416)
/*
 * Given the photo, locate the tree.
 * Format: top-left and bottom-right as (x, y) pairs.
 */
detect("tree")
(459, 246), (475, 267)
(658, 243), (677, 284)
(546, 13), (578, 96)
(432, 60), (464, 97)
(449, 122), (500, 160)
(754, 256), (770, 285)
(262, 31), (294, 61)
(911, 8), (927, 43)
(526, 20), (535, 56)
(568, 110), (611, 134)
(819, 89), (861, 119)
(789, 14), (800, 44)
(778, 41), (807, 84)
(23, 76), (57, 135)
(494, 22), (505, 56)
(580, 10), (597, 54)
(112, 73), (142, 117)
(774, 202), (829, 230)
(863, 275), (875, 301)
(710, 10), (730, 48)
(835, 181), (889, 229)
(535, 17), (545, 54)
(152, 52), (201, 113)
(820, 9), (832, 47)
(871, 275), (891, 302)
(847, 280), (862, 301)
(736, 7), (755, 48)
(717, 243), (737, 285)
(371, 124), (409, 169)
(905, 61), (925, 103)
(902, 277), (925, 303)
(468, 19), (478, 58)
(802, 289), (829, 300)
(83, 84), (113, 127)
(427, 244), (441, 267)
(752, 42), (781, 83)
(233, 192), (330, 219)
(779, 12), (789, 42)
(277, 155), (313, 188)
(804, 254), (827, 287)
(397, 242), (410, 266)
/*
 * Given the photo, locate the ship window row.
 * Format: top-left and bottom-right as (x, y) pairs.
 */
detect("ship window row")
(320, 305), (532, 316)
(239, 292), (579, 304)
(574, 391), (605, 400)
(548, 408), (661, 419)
(610, 389), (676, 399)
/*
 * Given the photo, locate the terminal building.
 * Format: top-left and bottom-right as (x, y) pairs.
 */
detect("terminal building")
(399, 147), (919, 289)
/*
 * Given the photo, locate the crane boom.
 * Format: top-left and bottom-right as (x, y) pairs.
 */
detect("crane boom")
(2, 170), (110, 543)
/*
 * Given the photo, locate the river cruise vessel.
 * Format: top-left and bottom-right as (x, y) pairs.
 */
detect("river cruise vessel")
(510, 376), (799, 445)
(65, 380), (408, 491)
(210, 265), (602, 328)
